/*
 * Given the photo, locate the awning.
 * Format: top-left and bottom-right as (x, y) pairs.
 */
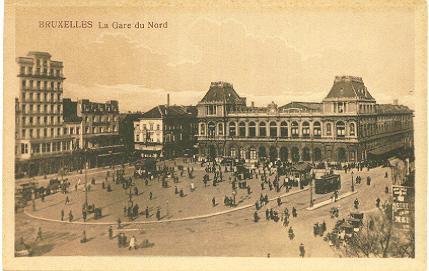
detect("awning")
(368, 143), (404, 156)
(97, 152), (122, 157)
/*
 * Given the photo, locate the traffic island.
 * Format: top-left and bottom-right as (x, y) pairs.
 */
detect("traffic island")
(306, 191), (358, 211)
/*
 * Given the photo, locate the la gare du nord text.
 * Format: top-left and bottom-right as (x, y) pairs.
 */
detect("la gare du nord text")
(38, 20), (168, 29)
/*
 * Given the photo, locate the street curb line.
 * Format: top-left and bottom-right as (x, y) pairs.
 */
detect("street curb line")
(23, 187), (309, 226)
(306, 190), (358, 211)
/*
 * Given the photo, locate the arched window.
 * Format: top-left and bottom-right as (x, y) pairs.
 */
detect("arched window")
(230, 147), (237, 158)
(249, 147), (257, 160)
(326, 123), (332, 136)
(280, 121), (288, 137)
(269, 121), (277, 138)
(208, 122), (216, 137)
(200, 123), (206, 136)
(229, 122), (236, 137)
(218, 123), (224, 136)
(259, 122), (267, 137)
(249, 121), (256, 137)
(349, 123), (356, 136)
(291, 121), (299, 137)
(313, 121), (321, 137)
(239, 122), (246, 137)
(302, 121), (310, 137)
(336, 121), (345, 137)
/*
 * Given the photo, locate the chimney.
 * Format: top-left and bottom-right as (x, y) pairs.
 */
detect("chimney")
(393, 99), (398, 105)
(167, 93), (170, 107)
(251, 101), (255, 107)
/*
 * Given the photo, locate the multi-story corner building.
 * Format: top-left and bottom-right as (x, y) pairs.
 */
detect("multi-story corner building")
(196, 77), (414, 163)
(15, 52), (74, 177)
(119, 112), (144, 160)
(63, 98), (123, 167)
(134, 101), (197, 159)
(15, 51), (125, 178)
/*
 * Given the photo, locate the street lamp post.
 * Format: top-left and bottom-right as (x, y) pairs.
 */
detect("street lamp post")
(351, 171), (355, 192)
(309, 178), (313, 207)
(84, 161), (89, 210)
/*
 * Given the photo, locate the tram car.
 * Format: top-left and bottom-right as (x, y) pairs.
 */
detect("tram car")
(314, 174), (341, 194)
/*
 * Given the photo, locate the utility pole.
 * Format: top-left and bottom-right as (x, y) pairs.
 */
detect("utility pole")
(84, 161), (88, 210)
(309, 177), (313, 207)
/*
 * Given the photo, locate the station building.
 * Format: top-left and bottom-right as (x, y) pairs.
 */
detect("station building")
(196, 77), (414, 163)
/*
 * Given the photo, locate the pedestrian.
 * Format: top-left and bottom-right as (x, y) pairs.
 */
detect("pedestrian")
(65, 195), (70, 205)
(80, 230), (87, 243)
(277, 197), (282, 206)
(254, 211), (259, 222)
(82, 210), (87, 222)
(261, 182), (264, 190)
(129, 235), (137, 250)
(175, 186), (179, 194)
(385, 171), (388, 178)
(150, 192), (153, 200)
(35, 227), (43, 241)
(75, 184), (78, 191)
(288, 227), (294, 240)
(292, 207), (297, 218)
(60, 209), (64, 221)
(354, 198), (360, 209)
(247, 185), (251, 195)
(68, 210), (74, 222)
(366, 176), (371, 186)
(124, 206), (127, 217)
(321, 221), (326, 233)
(156, 207), (161, 220)
(299, 243), (305, 257)
(212, 197), (216, 207)
(313, 223), (318, 237)
(376, 197), (381, 208)
(265, 209), (270, 220)
(108, 226), (113, 239)
(117, 218), (122, 229)
(385, 186), (389, 194)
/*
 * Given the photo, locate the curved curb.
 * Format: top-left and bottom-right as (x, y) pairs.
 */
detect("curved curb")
(23, 187), (309, 226)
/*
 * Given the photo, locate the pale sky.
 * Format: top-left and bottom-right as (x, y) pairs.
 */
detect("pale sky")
(15, 6), (415, 112)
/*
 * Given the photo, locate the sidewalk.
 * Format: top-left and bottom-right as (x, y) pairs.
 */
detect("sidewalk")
(306, 190), (358, 211)
(15, 164), (134, 185)
(24, 187), (309, 226)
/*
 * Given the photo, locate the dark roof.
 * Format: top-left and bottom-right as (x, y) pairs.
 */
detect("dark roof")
(324, 76), (374, 100)
(279, 102), (322, 112)
(142, 105), (196, 119)
(200, 81), (245, 104)
(376, 104), (413, 114)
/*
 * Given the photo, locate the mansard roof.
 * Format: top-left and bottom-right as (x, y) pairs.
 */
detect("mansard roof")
(142, 105), (196, 119)
(376, 104), (413, 114)
(324, 76), (375, 101)
(200, 81), (245, 104)
(279, 102), (322, 112)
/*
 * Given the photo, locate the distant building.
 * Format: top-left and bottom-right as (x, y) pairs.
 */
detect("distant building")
(15, 52), (74, 177)
(196, 77), (414, 162)
(62, 98), (123, 168)
(134, 102), (197, 158)
(119, 112), (144, 160)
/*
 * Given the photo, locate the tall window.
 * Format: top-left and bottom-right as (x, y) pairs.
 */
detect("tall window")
(350, 123), (356, 136)
(249, 121), (256, 137)
(280, 121), (288, 137)
(207, 105), (217, 115)
(313, 121), (321, 137)
(326, 123), (332, 136)
(239, 122), (246, 137)
(336, 121), (346, 137)
(259, 122), (267, 137)
(269, 121), (277, 138)
(229, 122), (236, 137)
(208, 122), (216, 137)
(302, 121), (310, 137)
(218, 123), (224, 136)
(200, 123), (206, 136)
(291, 121), (299, 137)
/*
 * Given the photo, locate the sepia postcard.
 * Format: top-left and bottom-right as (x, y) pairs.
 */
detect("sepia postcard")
(3, 0), (427, 270)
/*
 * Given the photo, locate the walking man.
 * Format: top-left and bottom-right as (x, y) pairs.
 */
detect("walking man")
(299, 243), (305, 257)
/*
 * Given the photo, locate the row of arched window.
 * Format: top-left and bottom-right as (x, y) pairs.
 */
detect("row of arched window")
(200, 120), (356, 138)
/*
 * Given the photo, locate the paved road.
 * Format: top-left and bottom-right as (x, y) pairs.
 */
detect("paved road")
(16, 164), (391, 257)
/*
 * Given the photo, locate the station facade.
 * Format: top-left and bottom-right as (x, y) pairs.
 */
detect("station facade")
(196, 77), (414, 163)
